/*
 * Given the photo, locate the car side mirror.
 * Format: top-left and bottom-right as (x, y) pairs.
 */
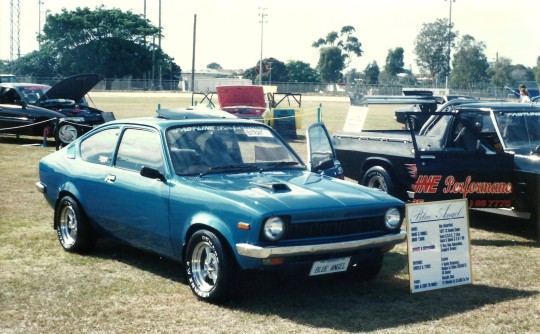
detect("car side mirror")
(140, 166), (166, 182)
(314, 159), (335, 172)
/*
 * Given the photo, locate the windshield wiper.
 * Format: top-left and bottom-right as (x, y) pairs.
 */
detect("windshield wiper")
(199, 164), (259, 176)
(259, 161), (302, 172)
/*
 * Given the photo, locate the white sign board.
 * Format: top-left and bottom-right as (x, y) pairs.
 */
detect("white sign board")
(406, 199), (473, 293)
(342, 106), (368, 132)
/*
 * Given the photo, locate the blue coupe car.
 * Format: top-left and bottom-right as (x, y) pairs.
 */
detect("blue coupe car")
(36, 108), (406, 302)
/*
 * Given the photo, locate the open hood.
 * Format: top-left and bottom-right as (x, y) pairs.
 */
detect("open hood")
(216, 85), (266, 109)
(37, 73), (104, 103)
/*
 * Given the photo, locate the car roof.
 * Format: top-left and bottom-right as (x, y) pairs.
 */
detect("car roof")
(104, 108), (260, 130)
(0, 82), (50, 87)
(453, 102), (540, 113)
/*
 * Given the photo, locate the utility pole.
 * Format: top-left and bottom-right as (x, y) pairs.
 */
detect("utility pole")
(258, 7), (267, 86)
(445, 0), (456, 90)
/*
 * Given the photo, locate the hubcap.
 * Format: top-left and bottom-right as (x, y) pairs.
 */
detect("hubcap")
(58, 125), (78, 143)
(367, 175), (388, 193)
(59, 204), (77, 246)
(191, 241), (219, 292)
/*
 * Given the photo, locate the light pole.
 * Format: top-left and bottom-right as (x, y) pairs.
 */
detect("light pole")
(268, 62), (272, 86)
(445, 0), (455, 90)
(258, 7), (267, 86)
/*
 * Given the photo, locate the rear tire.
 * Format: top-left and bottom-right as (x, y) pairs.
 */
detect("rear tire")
(55, 196), (96, 253)
(362, 166), (394, 195)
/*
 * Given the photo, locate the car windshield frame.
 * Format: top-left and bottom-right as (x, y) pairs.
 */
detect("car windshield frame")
(166, 123), (305, 176)
(16, 84), (51, 104)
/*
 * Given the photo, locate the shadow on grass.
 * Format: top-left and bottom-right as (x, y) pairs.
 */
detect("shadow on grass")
(0, 134), (58, 148)
(227, 269), (537, 332)
(469, 210), (538, 246)
(88, 239), (186, 284)
(84, 240), (537, 332)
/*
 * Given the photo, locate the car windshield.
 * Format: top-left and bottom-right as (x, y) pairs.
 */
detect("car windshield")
(494, 111), (540, 153)
(17, 85), (51, 104)
(166, 124), (303, 175)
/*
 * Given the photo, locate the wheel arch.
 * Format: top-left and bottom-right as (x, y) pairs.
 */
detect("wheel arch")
(361, 157), (396, 182)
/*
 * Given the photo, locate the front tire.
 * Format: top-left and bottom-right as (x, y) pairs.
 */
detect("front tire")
(185, 230), (236, 302)
(55, 196), (96, 253)
(362, 166), (394, 195)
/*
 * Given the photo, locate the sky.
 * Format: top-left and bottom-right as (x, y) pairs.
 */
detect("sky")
(1, 0), (539, 74)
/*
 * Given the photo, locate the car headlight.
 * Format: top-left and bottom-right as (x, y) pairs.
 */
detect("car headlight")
(385, 208), (401, 230)
(263, 216), (286, 241)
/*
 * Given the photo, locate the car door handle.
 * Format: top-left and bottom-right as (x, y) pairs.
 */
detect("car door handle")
(420, 155), (436, 159)
(105, 174), (116, 183)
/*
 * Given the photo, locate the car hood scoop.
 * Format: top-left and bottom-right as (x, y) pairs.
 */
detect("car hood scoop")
(250, 181), (291, 192)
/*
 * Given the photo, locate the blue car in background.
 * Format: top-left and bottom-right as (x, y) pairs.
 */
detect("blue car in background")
(36, 108), (406, 302)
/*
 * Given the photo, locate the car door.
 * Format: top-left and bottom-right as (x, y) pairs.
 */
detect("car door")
(78, 126), (173, 256)
(306, 123), (344, 178)
(410, 112), (514, 208)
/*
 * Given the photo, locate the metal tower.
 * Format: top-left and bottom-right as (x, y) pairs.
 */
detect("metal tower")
(10, 0), (21, 61)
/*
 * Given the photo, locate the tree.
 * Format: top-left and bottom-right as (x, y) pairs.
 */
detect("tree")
(286, 60), (320, 82)
(36, 6), (181, 88)
(316, 47), (345, 84)
(364, 61), (380, 85)
(312, 25), (363, 84)
(536, 56), (540, 86)
(207, 63), (222, 70)
(256, 57), (288, 83)
(414, 18), (458, 85)
(450, 35), (489, 88)
(344, 68), (361, 85)
(510, 64), (535, 83)
(9, 46), (59, 77)
(384, 47), (405, 77)
(488, 57), (514, 87)
(241, 67), (257, 81)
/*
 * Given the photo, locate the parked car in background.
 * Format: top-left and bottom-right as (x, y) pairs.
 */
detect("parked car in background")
(36, 108), (406, 302)
(0, 99), (65, 141)
(0, 73), (113, 146)
(319, 100), (540, 239)
(0, 74), (18, 83)
(216, 85), (268, 121)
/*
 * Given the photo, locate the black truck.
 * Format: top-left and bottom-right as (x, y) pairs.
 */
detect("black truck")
(308, 101), (540, 239)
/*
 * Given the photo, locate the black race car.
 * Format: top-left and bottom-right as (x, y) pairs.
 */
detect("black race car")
(0, 73), (114, 146)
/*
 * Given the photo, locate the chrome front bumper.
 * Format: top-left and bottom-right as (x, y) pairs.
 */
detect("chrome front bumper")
(236, 230), (407, 259)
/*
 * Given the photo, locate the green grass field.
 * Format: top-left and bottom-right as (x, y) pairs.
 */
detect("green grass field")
(0, 92), (538, 333)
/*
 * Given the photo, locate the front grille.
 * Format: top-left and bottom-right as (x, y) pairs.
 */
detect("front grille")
(284, 216), (385, 240)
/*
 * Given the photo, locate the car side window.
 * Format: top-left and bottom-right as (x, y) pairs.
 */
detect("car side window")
(80, 127), (120, 165)
(0, 87), (21, 105)
(115, 128), (164, 173)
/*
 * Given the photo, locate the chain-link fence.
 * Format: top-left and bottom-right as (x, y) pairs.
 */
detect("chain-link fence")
(13, 75), (520, 100)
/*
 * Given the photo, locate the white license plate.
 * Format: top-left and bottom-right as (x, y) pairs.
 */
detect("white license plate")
(309, 257), (351, 276)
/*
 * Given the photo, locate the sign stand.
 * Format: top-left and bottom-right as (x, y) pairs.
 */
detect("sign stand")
(406, 199), (473, 293)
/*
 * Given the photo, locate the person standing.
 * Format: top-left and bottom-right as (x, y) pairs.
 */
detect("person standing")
(519, 84), (531, 103)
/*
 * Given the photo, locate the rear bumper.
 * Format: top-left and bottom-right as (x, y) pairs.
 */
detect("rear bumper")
(35, 182), (46, 194)
(236, 231), (406, 259)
